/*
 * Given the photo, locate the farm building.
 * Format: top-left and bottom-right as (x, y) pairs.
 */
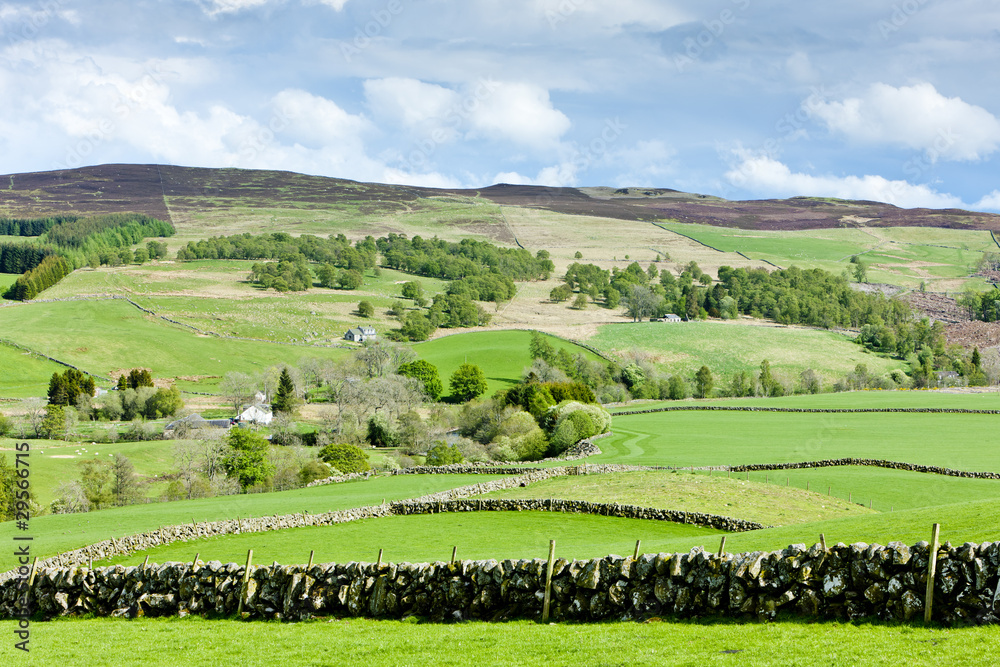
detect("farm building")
(663, 314), (683, 323)
(344, 326), (377, 343)
(164, 414), (231, 432)
(239, 404), (273, 425)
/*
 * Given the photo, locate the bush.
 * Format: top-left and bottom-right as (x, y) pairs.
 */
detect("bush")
(318, 443), (371, 473)
(298, 460), (332, 485)
(425, 442), (463, 466)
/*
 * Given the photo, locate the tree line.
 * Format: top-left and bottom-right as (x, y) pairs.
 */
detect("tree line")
(0, 215), (78, 236)
(377, 233), (553, 282)
(3, 254), (72, 300)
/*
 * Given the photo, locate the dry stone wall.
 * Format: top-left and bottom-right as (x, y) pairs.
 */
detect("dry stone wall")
(5, 540), (999, 625)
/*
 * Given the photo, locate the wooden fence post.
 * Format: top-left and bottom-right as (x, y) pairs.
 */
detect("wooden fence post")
(308, 550), (315, 568)
(718, 536), (727, 558)
(26, 556), (38, 590)
(633, 540), (641, 560)
(542, 540), (556, 623)
(376, 548), (383, 568)
(820, 534), (827, 552)
(451, 546), (458, 564)
(191, 553), (200, 573)
(924, 523), (940, 624)
(237, 549), (254, 615)
(142, 555), (149, 571)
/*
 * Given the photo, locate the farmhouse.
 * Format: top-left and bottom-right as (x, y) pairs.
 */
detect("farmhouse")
(344, 326), (377, 343)
(239, 404), (273, 425)
(663, 313), (683, 323)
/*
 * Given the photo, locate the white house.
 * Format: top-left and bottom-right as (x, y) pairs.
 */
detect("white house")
(344, 326), (377, 343)
(239, 404), (273, 425)
(663, 314), (683, 323)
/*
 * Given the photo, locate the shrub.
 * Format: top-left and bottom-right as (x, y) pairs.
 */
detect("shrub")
(425, 442), (463, 466)
(318, 443), (371, 474)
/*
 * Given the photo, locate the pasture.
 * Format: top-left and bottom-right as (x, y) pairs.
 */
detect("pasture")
(0, 343), (69, 398)
(0, 474), (504, 573)
(414, 330), (604, 396)
(593, 409), (1000, 470)
(587, 319), (903, 382)
(3, 616), (993, 666)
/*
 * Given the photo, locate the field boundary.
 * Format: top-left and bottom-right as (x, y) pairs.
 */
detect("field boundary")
(0, 467), (761, 583)
(0, 338), (110, 381)
(613, 405), (1000, 416)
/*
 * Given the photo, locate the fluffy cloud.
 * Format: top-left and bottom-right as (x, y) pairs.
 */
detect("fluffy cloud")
(725, 151), (966, 209)
(808, 82), (1000, 162)
(365, 77), (571, 151)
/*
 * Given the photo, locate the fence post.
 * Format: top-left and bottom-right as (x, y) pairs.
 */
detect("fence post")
(542, 540), (556, 623)
(718, 536), (727, 557)
(237, 549), (253, 615)
(451, 546), (458, 564)
(191, 553), (200, 573)
(26, 556), (38, 590)
(924, 523), (940, 624)
(308, 550), (315, 568)
(376, 548), (383, 568)
(820, 533), (827, 552)
(633, 540), (641, 560)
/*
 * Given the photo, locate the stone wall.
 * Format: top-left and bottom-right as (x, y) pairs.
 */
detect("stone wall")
(0, 467), (758, 583)
(5, 540), (998, 625)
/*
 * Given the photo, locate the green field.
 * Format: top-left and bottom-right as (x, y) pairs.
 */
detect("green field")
(588, 320), (903, 383)
(3, 616), (993, 666)
(609, 389), (1000, 413)
(0, 438), (179, 505)
(0, 299), (349, 384)
(97, 511), (723, 568)
(0, 343), (69, 398)
(657, 222), (992, 288)
(0, 474), (504, 573)
(414, 330), (605, 397)
(594, 409), (1000, 470)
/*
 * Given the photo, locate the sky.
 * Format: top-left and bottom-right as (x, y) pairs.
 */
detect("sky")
(1, 0), (999, 210)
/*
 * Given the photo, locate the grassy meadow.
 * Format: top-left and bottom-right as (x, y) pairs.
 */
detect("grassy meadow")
(587, 319), (903, 382)
(3, 616), (995, 666)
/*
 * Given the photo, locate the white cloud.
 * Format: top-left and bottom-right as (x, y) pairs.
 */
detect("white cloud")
(365, 77), (571, 152)
(466, 81), (571, 149)
(975, 190), (1000, 211)
(725, 151), (966, 209)
(808, 82), (1000, 162)
(201, 0), (274, 16)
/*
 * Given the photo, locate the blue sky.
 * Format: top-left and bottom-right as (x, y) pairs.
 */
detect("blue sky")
(1, 0), (999, 210)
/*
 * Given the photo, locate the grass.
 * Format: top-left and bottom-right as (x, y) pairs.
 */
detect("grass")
(587, 320), (903, 383)
(96, 511), (724, 568)
(608, 389), (1000, 413)
(0, 474), (506, 573)
(414, 330), (605, 397)
(594, 409), (1000, 470)
(0, 299), (350, 386)
(484, 471), (871, 526)
(3, 616), (995, 666)
(0, 343), (69, 398)
(0, 438), (179, 506)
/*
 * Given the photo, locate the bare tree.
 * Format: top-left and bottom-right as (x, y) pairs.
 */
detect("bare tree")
(198, 436), (229, 481)
(353, 341), (416, 379)
(21, 397), (46, 438)
(219, 371), (257, 414)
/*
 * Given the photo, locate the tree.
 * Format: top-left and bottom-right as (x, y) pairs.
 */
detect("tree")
(549, 284), (572, 302)
(366, 413), (398, 448)
(401, 281), (424, 301)
(77, 459), (113, 510)
(111, 453), (141, 507)
(425, 442), (463, 466)
(400, 311), (435, 341)
(572, 293), (588, 310)
(221, 428), (274, 491)
(694, 366), (713, 399)
(271, 367), (300, 415)
(850, 256), (868, 283)
(758, 359), (783, 397)
(40, 405), (67, 439)
(623, 284), (662, 321)
(318, 443), (371, 473)
(219, 371), (257, 415)
(358, 300), (375, 318)
(450, 363), (488, 402)
(397, 359), (443, 400)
